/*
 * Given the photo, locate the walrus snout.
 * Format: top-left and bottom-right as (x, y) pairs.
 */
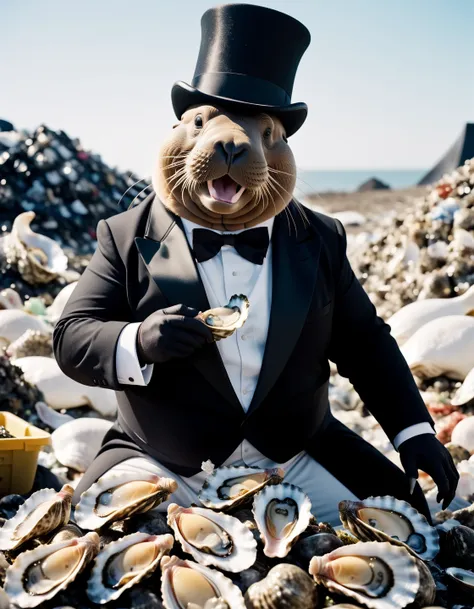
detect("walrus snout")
(215, 140), (249, 168)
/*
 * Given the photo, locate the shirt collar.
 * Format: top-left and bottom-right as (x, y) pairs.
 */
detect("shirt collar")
(181, 215), (275, 243)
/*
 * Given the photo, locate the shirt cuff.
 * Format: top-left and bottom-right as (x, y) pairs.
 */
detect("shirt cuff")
(116, 322), (154, 386)
(393, 422), (435, 450)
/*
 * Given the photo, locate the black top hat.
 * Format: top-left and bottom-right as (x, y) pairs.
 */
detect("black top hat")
(171, 4), (311, 137)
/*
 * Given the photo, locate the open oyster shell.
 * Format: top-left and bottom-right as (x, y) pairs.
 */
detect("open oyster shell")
(160, 555), (246, 609)
(252, 483), (312, 558)
(87, 532), (174, 604)
(446, 566), (474, 600)
(197, 294), (249, 340)
(4, 532), (99, 608)
(245, 563), (318, 609)
(167, 504), (257, 572)
(0, 484), (73, 551)
(74, 470), (178, 530)
(309, 541), (436, 609)
(339, 495), (440, 561)
(199, 466), (284, 511)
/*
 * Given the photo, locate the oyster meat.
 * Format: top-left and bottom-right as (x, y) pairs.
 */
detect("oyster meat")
(252, 483), (312, 558)
(4, 532), (99, 608)
(309, 541), (436, 609)
(199, 466), (284, 511)
(197, 294), (249, 340)
(87, 532), (174, 604)
(74, 470), (178, 530)
(160, 555), (245, 609)
(245, 563), (318, 609)
(0, 484), (73, 551)
(339, 495), (440, 561)
(167, 504), (257, 572)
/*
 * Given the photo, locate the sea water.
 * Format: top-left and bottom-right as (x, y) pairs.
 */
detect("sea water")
(296, 169), (427, 194)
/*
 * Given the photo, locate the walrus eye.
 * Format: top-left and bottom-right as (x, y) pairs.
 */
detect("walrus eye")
(263, 127), (272, 139)
(194, 115), (203, 129)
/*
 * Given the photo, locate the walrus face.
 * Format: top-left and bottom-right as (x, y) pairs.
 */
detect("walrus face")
(153, 105), (296, 230)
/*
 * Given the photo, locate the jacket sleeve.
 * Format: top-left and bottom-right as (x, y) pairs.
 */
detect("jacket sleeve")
(327, 218), (435, 441)
(53, 219), (131, 390)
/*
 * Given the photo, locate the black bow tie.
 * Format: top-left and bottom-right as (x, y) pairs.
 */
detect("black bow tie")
(192, 227), (270, 264)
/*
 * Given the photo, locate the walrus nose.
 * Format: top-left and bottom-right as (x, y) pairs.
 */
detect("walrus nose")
(217, 141), (248, 167)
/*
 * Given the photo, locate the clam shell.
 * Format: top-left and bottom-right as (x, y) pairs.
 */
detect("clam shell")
(252, 483), (312, 558)
(87, 532), (174, 604)
(400, 315), (474, 380)
(452, 366), (474, 407)
(451, 418), (474, 453)
(309, 541), (436, 609)
(338, 496), (440, 561)
(244, 563), (318, 609)
(198, 294), (249, 340)
(160, 555), (246, 609)
(167, 503), (257, 572)
(4, 532), (99, 608)
(199, 466), (285, 511)
(0, 484), (73, 551)
(0, 309), (51, 349)
(52, 417), (114, 472)
(45, 281), (78, 324)
(74, 470), (178, 530)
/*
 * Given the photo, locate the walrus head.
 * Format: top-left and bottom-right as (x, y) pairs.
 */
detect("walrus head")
(153, 105), (297, 231)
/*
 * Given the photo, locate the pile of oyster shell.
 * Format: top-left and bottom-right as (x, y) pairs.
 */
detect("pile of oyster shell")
(0, 464), (474, 609)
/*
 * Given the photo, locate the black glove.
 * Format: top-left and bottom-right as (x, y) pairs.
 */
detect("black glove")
(136, 304), (213, 364)
(399, 433), (460, 509)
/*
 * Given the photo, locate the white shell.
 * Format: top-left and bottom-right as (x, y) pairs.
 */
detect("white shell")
(387, 284), (474, 346)
(453, 228), (474, 251)
(0, 485), (73, 550)
(400, 315), (474, 380)
(167, 503), (257, 572)
(35, 401), (74, 429)
(52, 417), (114, 472)
(199, 465), (285, 511)
(452, 366), (474, 406)
(160, 555), (246, 609)
(6, 328), (52, 359)
(451, 418), (474, 453)
(46, 281), (78, 324)
(4, 532), (99, 608)
(252, 483), (312, 558)
(0, 288), (23, 310)
(87, 532), (174, 604)
(74, 470), (177, 530)
(0, 309), (51, 348)
(455, 456), (474, 500)
(13, 356), (118, 416)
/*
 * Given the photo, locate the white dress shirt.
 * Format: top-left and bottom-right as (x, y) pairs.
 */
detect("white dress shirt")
(115, 217), (434, 452)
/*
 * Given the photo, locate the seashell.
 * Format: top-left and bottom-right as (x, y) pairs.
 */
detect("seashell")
(45, 281), (78, 324)
(52, 417), (114, 472)
(387, 284), (474, 346)
(400, 315), (474, 380)
(456, 456), (474, 499)
(339, 496), (439, 561)
(439, 525), (474, 571)
(197, 294), (249, 340)
(0, 309), (51, 349)
(160, 555), (246, 609)
(0, 484), (73, 551)
(453, 228), (474, 251)
(445, 443), (471, 465)
(309, 541), (436, 609)
(451, 418), (474, 453)
(13, 356), (118, 416)
(87, 532), (174, 604)
(74, 470), (178, 530)
(199, 466), (284, 511)
(23, 297), (46, 317)
(251, 483), (312, 558)
(446, 566), (474, 601)
(291, 533), (343, 570)
(0, 288), (22, 310)
(3, 212), (69, 285)
(167, 503), (257, 572)
(6, 329), (53, 359)
(35, 401), (73, 430)
(4, 532), (99, 608)
(244, 563), (318, 609)
(48, 523), (84, 544)
(452, 366), (474, 407)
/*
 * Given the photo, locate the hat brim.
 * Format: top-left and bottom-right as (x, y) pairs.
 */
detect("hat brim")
(172, 81), (307, 137)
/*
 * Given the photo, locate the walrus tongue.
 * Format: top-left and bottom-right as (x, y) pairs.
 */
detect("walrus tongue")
(209, 176), (241, 203)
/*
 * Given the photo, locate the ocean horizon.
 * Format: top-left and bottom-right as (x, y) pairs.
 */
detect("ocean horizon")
(297, 169), (427, 194)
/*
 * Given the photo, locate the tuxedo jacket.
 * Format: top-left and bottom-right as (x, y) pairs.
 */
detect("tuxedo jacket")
(53, 194), (435, 477)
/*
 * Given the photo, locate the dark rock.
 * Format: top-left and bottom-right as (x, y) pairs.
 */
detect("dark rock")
(291, 532), (343, 569)
(0, 494), (24, 519)
(0, 355), (44, 420)
(30, 464), (63, 494)
(356, 177), (391, 192)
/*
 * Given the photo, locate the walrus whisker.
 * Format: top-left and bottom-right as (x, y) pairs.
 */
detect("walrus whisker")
(128, 183), (154, 209)
(117, 175), (151, 208)
(267, 174), (309, 229)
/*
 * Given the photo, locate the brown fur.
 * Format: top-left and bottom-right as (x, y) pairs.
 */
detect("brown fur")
(152, 105), (297, 230)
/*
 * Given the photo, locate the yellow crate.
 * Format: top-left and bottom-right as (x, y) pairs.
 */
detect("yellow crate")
(0, 411), (51, 495)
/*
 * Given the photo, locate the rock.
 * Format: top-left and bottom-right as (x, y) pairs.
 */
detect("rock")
(356, 177), (390, 192)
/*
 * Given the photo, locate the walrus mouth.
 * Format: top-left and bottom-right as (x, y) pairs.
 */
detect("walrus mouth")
(208, 176), (246, 204)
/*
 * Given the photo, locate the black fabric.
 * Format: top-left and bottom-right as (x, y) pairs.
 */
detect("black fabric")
(192, 226), (269, 264)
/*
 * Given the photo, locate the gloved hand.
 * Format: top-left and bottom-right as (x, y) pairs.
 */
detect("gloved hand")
(136, 304), (214, 364)
(399, 433), (460, 509)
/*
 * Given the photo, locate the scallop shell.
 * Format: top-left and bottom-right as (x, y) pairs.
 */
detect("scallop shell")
(13, 356), (118, 416)
(74, 470), (178, 530)
(160, 555), (246, 609)
(339, 496), (439, 561)
(400, 315), (474, 380)
(87, 532), (174, 604)
(45, 281), (78, 324)
(4, 532), (99, 608)
(387, 284), (474, 346)
(0, 484), (73, 550)
(309, 541), (436, 609)
(199, 466), (285, 511)
(167, 504), (257, 572)
(244, 563), (318, 609)
(451, 418), (474, 453)
(0, 309), (51, 349)
(452, 367), (474, 407)
(252, 483), (312, 558)
(51, 417), (114, 472)
(197, 294), (249, 340)
(6, 329), (53, 359)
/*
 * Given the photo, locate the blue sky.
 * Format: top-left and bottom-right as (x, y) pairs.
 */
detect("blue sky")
(3, 0), (473, 176)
